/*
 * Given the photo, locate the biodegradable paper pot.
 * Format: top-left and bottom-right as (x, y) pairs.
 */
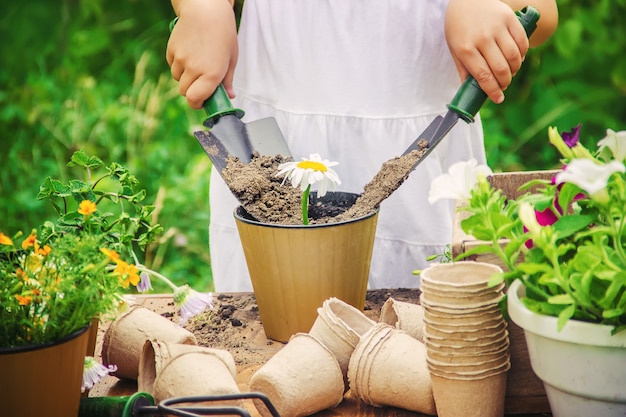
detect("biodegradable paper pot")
(249, 333), (344, 417)
(348, 323), (437, 415)
(379, 298), (425, 342)
(423, 314), (505, 330)
(419, 287), (504, 306)
(102, 306), (197, 379)
(420, 261), (503, 289)
(420, 292), (503, 310)
(427, 354), (511, 375)
(424, 321), (508, 341)
(430, 372), (508, 417)
(0, 325), (90, 417)
(235, 192), (378, 342)
(420, 280), (505, 295)
(152, 350), (241, 403)
(427, 343), (510, 365)
(138, 340), (237, 395)
(309, 297), (376, 389)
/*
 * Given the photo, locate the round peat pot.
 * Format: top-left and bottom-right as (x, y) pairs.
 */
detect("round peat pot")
(234, 191), (378, 342)
(508, 279), (626, 417)
(0, 325), (90, 417)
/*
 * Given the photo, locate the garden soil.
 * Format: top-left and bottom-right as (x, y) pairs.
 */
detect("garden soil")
(181, 288), (421, 369)
(221, 140), (429, 225)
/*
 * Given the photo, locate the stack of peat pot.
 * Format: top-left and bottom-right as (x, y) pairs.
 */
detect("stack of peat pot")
(419, 261), (511, 417)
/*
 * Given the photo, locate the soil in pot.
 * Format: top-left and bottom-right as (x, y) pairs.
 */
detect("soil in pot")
(221, 142), (429, 225)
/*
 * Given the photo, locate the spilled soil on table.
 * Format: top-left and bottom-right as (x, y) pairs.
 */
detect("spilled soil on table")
(182, 288), (422, 368)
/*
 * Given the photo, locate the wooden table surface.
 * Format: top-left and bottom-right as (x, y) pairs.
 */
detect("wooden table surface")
(89, 293), (552, 417)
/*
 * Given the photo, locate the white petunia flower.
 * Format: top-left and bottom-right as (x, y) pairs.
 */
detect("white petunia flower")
(276, 153), (341, 197)
(555, 158), (625, 196)
(598, 129), (626, 162)
(174, 284), (214, 325)
(82, 357), (117, 392)
(428, 159), (493, 204)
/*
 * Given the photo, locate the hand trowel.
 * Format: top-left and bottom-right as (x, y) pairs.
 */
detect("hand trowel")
(169, 18), (292, 175)
(402, 6), (540, 166)
(192, 86), (292, 173)
(349, 6), (540, 214)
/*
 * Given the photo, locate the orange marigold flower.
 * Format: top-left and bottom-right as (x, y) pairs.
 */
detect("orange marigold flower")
(114, 261), (140, 289)
(22, 231), (37, 249)
(16, 268), (28, 281)
(100, 248), (121, 263)
(0, 232), (13, 246)
(78, 200), (97, 216)
(15, 295), (33, 306)
(35, 242), (52, 256)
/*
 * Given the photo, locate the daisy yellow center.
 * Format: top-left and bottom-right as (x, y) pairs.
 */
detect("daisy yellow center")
(297, 161), (327, 172)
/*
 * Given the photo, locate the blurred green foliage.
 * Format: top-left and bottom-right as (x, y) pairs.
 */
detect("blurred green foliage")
(0, 0), (212, 291)
(0, 0), (624, 292)
(483, 0), (626, 171)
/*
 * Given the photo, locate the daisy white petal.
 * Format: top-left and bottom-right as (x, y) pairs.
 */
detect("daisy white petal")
(275, 153), (341, 196)
(174, 285), (214, 324)
(82, 357), (117, 393)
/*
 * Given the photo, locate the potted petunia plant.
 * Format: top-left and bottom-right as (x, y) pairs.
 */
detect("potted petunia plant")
(428, 125), (626, 417)
(233, 153), (379, 342)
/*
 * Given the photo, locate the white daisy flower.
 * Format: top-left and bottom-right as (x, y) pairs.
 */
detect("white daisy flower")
(276, 153), (341, 197)
(173, 284), (214, 324)
(82, 357), (117, 393)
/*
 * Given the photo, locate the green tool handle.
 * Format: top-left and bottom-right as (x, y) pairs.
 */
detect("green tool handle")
(169, 17), (244, 128)
(78, 392), (155, 417)
(447, 5), (540, 123)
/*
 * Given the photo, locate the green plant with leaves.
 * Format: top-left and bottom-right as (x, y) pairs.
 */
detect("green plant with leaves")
(429, 125), (626, 334)
(0, 150), (214, 348)
(37, 149), (163, 258)
(0, 228), (124, 348)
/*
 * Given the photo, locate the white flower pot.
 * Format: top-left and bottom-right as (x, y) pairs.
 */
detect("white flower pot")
(507, 280), (626, 417)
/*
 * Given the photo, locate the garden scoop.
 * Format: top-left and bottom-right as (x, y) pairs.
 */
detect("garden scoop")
(192, 85), (292, 173)
(351, 6), (540, 213)
(401, 6), (540, 170)
(169, 18), (291, 175)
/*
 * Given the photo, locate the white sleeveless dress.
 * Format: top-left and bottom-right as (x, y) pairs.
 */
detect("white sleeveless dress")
(209, 0), (486, 292)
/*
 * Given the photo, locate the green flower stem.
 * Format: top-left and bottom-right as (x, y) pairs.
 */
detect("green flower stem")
(135, 264), (179, 291)
(91, 173), (110, 189)
(302, 184), (311, 225)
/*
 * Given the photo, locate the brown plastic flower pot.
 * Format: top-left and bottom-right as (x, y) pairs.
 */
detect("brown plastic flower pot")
(0, 325), (90, 417)
(234, 192), (378, 342)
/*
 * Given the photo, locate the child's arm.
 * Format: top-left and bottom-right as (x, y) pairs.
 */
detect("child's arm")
(445, 0), (558, 105)
(167, 0), (238, 109)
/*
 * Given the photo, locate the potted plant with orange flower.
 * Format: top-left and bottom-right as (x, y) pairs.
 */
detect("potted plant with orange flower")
(0, 150), (213, 416)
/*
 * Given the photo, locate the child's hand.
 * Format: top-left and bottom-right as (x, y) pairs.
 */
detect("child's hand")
(167, 0), (238, 109)
(445, 0), (529, 105)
